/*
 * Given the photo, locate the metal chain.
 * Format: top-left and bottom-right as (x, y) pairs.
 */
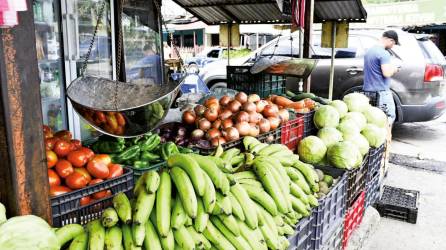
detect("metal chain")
(114, 0), (124, 111)
(80, 0), (107, 76)
(153, 0), (184, 68)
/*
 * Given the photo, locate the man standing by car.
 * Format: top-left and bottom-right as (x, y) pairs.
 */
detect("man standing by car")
(363, 30), (400, 124)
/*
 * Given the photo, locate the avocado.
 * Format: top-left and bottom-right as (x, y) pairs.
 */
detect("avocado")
(318, 181), (330, 195)
(323, 175), (334, 187)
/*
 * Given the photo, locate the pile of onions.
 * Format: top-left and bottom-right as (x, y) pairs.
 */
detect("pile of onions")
(181, 92), (290, 147)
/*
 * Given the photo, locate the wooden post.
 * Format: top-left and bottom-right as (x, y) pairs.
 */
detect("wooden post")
(0, 0), (51, 222)
(303, 0), (314, 93)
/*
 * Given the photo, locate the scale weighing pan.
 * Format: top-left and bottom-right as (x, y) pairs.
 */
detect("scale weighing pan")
(250, 56), (318, 79)
(67, 76), (181, 138)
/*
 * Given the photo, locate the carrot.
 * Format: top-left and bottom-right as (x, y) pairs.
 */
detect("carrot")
(273, 95), (294, 107)
(287, 100), (305, 110)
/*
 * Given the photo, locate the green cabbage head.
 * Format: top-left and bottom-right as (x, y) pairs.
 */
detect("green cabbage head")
(314, 105), (340, 129)
(330, 100), (348, 118)
(298, 136), (327, 164)
(317, 127), (343, 148)
(343, 93), (370, 112)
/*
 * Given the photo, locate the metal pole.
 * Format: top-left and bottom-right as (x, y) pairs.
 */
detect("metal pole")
(299, 27), (304, 92)
(304, 0), (314, 93)
(328, 22), (337, 101)
(227, 23), (231, 66)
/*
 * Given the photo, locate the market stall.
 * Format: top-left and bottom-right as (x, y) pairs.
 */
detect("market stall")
(0, 1), (400, 250)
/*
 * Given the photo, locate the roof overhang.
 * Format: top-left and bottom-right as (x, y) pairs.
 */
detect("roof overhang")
(169, 0), (367, 25)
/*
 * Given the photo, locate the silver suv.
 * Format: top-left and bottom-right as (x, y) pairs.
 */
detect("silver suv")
(200, 29), (446, 123)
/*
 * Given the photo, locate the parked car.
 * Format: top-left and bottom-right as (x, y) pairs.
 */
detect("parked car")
(184, 47), (228, 68)
(200, 29), (446, 123)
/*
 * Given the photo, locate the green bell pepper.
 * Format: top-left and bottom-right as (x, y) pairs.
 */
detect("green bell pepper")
(161, 142), (180, 160)
(138, 134), (161, 152)
(133, 160), (149, 169)
(91, 140), (126, 154)
(116, 145), (140, 162)
(141, 151), (161, 162)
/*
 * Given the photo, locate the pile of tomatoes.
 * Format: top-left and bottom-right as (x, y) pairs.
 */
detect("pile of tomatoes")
(44, 126), (124, 206)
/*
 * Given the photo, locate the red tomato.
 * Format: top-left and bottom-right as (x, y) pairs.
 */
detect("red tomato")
(71, 139), (82, 150)
(104, 190), (112, 198)
(46, 150), (58, 168)
(48, 169), (61, 187)
(43, 125), (52, 134)
(80, 196), (92, 206)
(87, 157), (110, 179)
(44, 137), (58, 151)
(65, 172), (88, 189)
(49, 185), (72, 197)
(53, 130), (72, 141)
(79, 147), (95, 161)
(55, 159), (74, 178)
(107, 164), (124, 179)
(89, 179), (108, 199)
(94, 154), (112, 166)
(67, 150), (88, 168)
(53, 140), (73, 157)
(74, 168), (92, 183)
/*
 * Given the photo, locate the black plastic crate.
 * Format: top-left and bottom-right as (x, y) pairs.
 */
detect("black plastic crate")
(227, 65), (286, 98)
(287, 213), (315, 250)
(312, 166), (347, 250)
(296, 110), (316, 137)
(367, 143), (386, 180)
(375, 185), (419, 224)
(365, 170), (380, 208)
(194, 128), (281, 155)
(51, 167), (134, 227)
(319, 218), (344, 250)
(346, 156), (369, 207)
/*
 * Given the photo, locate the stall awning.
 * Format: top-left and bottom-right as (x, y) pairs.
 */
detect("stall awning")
(169, 0), (367, 25)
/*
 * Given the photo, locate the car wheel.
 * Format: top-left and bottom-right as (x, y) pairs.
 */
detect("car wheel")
(209, 81), (227, 92)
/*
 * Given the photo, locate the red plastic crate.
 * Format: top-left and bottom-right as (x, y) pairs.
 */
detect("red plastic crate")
(281, 116), (304, 151)
(342, 191), (365, 250)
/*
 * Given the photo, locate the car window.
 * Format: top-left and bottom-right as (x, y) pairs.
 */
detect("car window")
(312, 35), (362, 59)
(207, 50), (220, 58)
(259, 35), (300, 57)
(390, 33), (424, 62)
(418, 39), (446, 65)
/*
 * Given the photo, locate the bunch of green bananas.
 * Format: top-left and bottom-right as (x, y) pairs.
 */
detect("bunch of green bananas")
(54, 136), (324, 250)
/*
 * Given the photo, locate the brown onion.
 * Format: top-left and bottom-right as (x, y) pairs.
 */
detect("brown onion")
(249, 124), (260, 137)
(268, 117), (281, 130)
(235, 111), (250, 123)
(222, 119), (233, 129)
(204, 108), (218, 122)
(228, 100), (242, 113)
(191, 129), (205, 140)
(278, 109), (290, 123)
(205, 96), (219, 108)
(235, 121), (251, 136)
(235, 92), (248, 104)
(248, 94), (260, 103)
(259, 118), (271, 133)
(198, 118), (211, 131)
(256, 100), (268, 113)
(182, 110), (196, 125)
(263, 105), (279, 117)
(223, 127), (240, 142)
(212, 119), (222, 130)
(211, 137), (226, 147)
(219, 109), (233, 121)
(249, 112), (262, 124)
(206, 128), (221, 140)
(242, 102), (256, 113)
(219, 95), (232, 106)
(194, 105), (206, 117)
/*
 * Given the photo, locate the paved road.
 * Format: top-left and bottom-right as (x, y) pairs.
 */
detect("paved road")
(391, 113), (446, 162)
(363, 163), (446, 250)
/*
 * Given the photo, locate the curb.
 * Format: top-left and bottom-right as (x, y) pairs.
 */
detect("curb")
(389, 153), (446, 174)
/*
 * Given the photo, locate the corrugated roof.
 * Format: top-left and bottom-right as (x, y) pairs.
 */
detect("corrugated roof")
(169, 0), (367, 25)
(314, 0), (367, 23)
